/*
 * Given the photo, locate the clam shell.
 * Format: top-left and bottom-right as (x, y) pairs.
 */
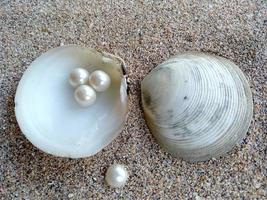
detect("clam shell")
(15, 45), (128, 158)
(141, 52), (253, 162)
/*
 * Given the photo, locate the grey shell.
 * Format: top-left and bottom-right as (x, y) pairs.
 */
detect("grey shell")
(141, 52), (253, 162)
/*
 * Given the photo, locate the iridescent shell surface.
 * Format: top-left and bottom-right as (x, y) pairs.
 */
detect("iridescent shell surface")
(15, 45), (128, 158)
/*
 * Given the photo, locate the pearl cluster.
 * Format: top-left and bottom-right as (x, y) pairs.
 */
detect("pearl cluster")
(68, 68), (111, 107)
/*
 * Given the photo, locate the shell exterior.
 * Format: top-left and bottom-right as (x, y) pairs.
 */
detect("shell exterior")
(15, 45), (128, 158)
(141, 52), (253, 162)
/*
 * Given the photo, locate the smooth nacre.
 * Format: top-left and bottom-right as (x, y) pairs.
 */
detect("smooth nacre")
(15, 45), (128, 158)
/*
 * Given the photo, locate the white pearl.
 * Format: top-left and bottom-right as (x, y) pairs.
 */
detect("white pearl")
(74, 85), (96, 107)
(89, 70), (111, 92)
(105, 164), (129, 188)
(69, 68), (89, 87)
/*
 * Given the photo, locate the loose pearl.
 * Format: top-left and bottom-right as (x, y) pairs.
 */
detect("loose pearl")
(105, 164), (129, 188)
(69, 68), (89, 87)
(89, 70), (111, 92)
(74, 85), (96, 107)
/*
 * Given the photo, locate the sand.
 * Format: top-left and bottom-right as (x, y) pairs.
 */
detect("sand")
(0, 0), (266, 199)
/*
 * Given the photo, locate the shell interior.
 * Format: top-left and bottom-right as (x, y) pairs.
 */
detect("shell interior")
(15, 45), (128, 158)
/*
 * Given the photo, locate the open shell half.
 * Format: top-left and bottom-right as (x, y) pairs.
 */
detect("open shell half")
(15, 45), (128, 158)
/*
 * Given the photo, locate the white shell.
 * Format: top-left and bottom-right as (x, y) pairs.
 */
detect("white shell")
(15, 45), (128, 158)
(141, 52), (253, 162)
